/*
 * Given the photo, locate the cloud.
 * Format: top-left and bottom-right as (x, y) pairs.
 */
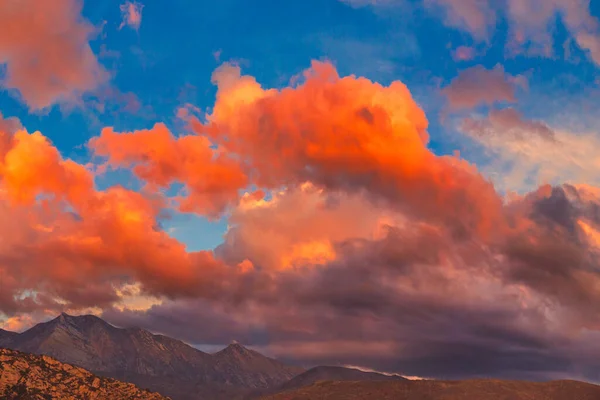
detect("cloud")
(460, 108), (600, 191)
(0, 122), (239, 316)
(504, 0), (600, 63)
(442, 65), (525, 111)
(437, 0), (600, 64)
(463, 107), (556, 142)
(452, 45), (477, 61)
(347, 0), (600, 65)
(103, 183), (600, 380)
(423, 0), (496, 41)
(215, 183), (402, 271)
(202, 61), (501, 236)
(0, 0), (109, 110)
(119, 1), (144, 31)
(90, 123), (249, 217)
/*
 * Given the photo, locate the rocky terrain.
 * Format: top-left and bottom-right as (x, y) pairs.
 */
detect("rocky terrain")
(0, 347), (168, 399)
(260, 379), (600, 400)
(0, 313), (302, 400)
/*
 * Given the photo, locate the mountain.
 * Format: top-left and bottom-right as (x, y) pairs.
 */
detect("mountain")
(213, 341), (304, 388)
(278, 366), (406, 392)
(261, 379), (600, 400)
(0, 313), (303, 400)
(11, 313), (215, 378)
(0, 328), (17, 347)
(0, 347), (168, 399)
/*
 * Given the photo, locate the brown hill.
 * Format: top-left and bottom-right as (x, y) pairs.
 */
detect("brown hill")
(0, 347), (168, 399)
(1, 313), (303, 400)
(261, 379), (600, 400)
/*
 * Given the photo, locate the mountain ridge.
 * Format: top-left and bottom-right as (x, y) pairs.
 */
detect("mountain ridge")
(0, 313), (303, 400)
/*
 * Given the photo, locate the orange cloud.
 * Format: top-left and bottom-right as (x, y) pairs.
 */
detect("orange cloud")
(91, 123), (249, 216)
(0, 0), (108, 110)
(0, 124), (232, 315)
(200, 61), (502, 236)
(218, 183), (402, 271)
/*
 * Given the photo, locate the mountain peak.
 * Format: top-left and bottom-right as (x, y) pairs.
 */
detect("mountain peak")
(51, 313), (106, 327)
(214, 341), (260, 361)
(225, 341), (251, 354)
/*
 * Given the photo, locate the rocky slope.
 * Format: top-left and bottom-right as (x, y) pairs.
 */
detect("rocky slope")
(261, 379), (600, 400)
(0, 347), (168, 400)
(1, 313), (302, 400)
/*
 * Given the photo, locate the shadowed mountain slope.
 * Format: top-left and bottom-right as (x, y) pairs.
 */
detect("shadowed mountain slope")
(0, 328), (17, 347)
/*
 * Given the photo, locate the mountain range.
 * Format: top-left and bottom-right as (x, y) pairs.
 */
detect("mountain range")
(3, 313), (600, 400)
(0, 313), (303, 400)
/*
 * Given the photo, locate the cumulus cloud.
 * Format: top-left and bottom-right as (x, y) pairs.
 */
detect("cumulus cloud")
(0, 0), (108, 110)
(0, 121), (241, 316)
(90, 123), (248, 217)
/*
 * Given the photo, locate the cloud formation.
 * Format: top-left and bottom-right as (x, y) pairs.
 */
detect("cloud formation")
(345, 0), (600, 65)
(0, 0), (108, 110)
(119, 1), (144, 31)
(460, 107), (600, 191)
(442, 65), (525, 111)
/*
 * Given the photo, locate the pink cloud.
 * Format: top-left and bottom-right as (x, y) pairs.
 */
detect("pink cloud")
(442, 65), (525, 111)
(424, 0), (496, 41)
(119, 1), (144, 31)
(0, 0), (108, 110)
(452, 45), (477, 61)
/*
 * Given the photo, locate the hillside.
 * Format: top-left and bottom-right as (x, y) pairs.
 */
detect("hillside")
(0, 347), (168, 400)
(261, 379), (600, 400)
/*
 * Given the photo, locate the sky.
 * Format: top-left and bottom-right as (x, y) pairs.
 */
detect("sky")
(4, 0), (600, 382)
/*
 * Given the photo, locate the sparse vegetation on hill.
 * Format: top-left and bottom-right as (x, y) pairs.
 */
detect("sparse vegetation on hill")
(0, 348), (169, 400)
